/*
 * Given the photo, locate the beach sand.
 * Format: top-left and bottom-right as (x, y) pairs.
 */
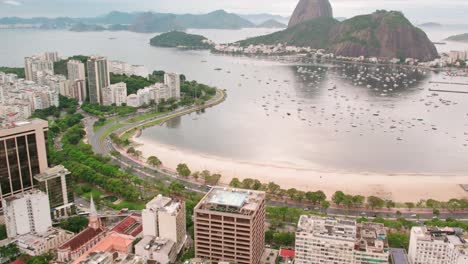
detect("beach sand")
(133, 137), (468, 202)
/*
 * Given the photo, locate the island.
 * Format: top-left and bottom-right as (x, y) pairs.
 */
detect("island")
(256, 19), (286, 28)
(446, 33), (468, 43)
(70, 23), (106, 32)
(149, 31), (214, 49)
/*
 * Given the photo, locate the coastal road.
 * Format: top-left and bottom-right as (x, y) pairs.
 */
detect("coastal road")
(86, 90), (468, 221)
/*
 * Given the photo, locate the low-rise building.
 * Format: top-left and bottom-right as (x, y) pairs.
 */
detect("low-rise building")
(102, 82), (127, 106)
(408, 226), (468, 264)
(135, 236), (177, 264)
(78, 251), (142, 264)
(295, 215), (389, 264)
(15, 227), (74, 256)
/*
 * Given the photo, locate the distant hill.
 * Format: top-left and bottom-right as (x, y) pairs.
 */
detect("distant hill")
(239, 14), (289, 25)
(70, 23), (106, 32)
(445, 33), (468, 43)
(150, 31), (214, 49)
(419, 22), (443, 28)
(256, 19), (286, 28)
(0, 10), (255, 32)
(289, 0), (333, 28)
(238, 10), (438, 61)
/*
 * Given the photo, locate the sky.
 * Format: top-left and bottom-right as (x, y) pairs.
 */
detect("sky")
(1, 0), (468, 24)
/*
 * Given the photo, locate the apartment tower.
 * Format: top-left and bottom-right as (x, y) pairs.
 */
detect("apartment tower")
(194, 187), (266, 264)
(87, 56), (110, 104)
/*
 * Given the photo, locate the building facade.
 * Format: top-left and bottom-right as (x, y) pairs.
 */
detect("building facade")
(24, 56), (54, 82)
(164, 72), (181, 99)
(0, 119), (49, 202)
(3, 190), (52, 238)
(34, 165), (74, 219)
(87, 56), (110, 105)
(408, 226), (468, 264)
(102, 82), (127, 106)
(194, 187), (266, 264)
(16, 227), (74, 256)
(295, 216), (390, 264)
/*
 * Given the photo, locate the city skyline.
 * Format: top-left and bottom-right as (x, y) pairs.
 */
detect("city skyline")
(1, 0), (468, 24)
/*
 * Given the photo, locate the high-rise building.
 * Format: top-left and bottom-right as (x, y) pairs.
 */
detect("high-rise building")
(87, 56), (110, 105)
(102, 82), (127, 106)
(34, 165), (74, 219)
(2, 189), (52, 238)
(295, 215), (390, 264)
(42, 51), (60, 62)
(136, 195), (187, 263)
(67, 60), (86, 81)
(194, 187), (266, 264)
(0, 119), (49, 202)
(408, 226), (468, 264)
(164, 72), (181, 99)
(24, 56), (54, 82)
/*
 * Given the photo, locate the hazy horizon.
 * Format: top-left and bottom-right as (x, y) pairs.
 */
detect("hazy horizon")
(1, 0), (468, 24)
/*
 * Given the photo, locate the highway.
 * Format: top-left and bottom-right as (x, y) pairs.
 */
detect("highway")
(85, 90), (468, 221)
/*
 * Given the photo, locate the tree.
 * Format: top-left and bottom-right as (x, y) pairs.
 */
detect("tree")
(192, 171), (200, 181)
(169, 181), (185, 196)
(433, 208), (440, 217)
(387, 233), (410, 250)
(321, 200), (330, 211)
(147, 156), (162, 167)
(287, 188), (298, 200)
(332, 191), (345, 206)
(127, 147), (136, 154)
(229, 178), (241, 188)
(342, 195), (354, 210)
(278, 206), (288, 222)
(386, 200), (396, 210)
(405, 202), (415, 211)
(352, 195), (365, 208)
(367, 196), (385, 210)
(426, 199), (440, 209)
(176, 163), (191, 178)
(267, 182), (281, 196)
(59, 216), (89, 233)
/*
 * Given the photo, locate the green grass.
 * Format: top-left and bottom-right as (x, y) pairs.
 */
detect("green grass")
(100, 123), (125, 141)
(82, 189), (104, 200)
(93, 117), (118, 132)
(109, 200), (145, 210)
(127, 110), (168, 123)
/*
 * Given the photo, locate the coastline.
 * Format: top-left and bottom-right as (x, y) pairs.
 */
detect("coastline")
(132, 136), (467, 202)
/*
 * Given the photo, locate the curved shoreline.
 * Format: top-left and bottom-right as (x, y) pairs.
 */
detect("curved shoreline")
(132, 137), (468, 202)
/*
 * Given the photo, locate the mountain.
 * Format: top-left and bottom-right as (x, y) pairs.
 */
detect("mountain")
(0, 10), (254, 32)
(419, 22), (443, 28)
(288, 0), (333, 28)
(239, 17), (338, 47)
(239, 14), (290, 25)
(256, 19), (287, 28)
(239, 10), (438, 61)
(175, 10), (254, 29)
(445, 33), (468, 43)
(150, 31), (214, 49)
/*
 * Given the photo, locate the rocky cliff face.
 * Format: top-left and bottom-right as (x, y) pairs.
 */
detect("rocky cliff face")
(288, 0), (333, 28)
(328, 11), (438, 61)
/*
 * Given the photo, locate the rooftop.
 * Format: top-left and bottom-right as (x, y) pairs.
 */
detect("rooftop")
(111, 214), (142, 237)
(390, 248), (409, 264)
(356, 222), (388, 253)
(16, 227), (73, 248)
(145, 194), (182, 215)
(73, 232), (136, 264)
(297, 215), (356, 241)
(0, 118), (48, 131)
(412, 226), (466, 245)
(34, 165), (70, 181)
(196, 187), (265, 215)
(58, 226), (105, 251)
(136, 235), (175, 255)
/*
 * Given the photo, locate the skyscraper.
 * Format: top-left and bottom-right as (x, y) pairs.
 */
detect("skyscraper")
(0, 119), (49, 202)
(164, 72), (181, 99)
(24, 56), (54, 82)
(67, 60), (86, 81)
(87, 56), (110, 105)
(194, 187), (266, 264)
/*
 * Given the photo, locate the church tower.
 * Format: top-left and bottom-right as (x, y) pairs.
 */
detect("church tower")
(88, 195), (101, 230)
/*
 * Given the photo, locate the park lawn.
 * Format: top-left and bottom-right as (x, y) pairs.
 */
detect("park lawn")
(81, 188), (104, 200)
(93, 117), (118, 132)
(109, 200), (145, 210)
(127, 110), (168, 123)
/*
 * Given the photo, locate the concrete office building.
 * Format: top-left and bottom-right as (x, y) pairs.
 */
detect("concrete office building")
(164, 72), (181, 99)
(16, 227), (74, 256)
(87, 56), (110, 105)
(194, 187), (266, 264)
(408, 226), (468, 264)
(2, 190), (52, 238)
(295, 215), (390, 264)
(0, 119), (49, 202)
(34, 165), (74, 219)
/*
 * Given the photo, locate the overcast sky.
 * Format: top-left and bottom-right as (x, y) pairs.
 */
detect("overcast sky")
(1, 0), (467, 24)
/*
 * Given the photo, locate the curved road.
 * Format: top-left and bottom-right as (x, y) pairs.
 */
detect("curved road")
(85, 90), (468, 221)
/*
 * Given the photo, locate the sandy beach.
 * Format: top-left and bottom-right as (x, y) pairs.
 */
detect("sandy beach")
(133, 136), (468, 202)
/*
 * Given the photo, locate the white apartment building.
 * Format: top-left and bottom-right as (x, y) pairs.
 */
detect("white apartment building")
(102, 82), (127, 106)
(42, 51), (60, 62)
(295, 215), (390, 264)
(67, 60), (86, 81)
(24, 56), (54, 82)
(408, 226), (468, 264)
(136, 194), (187, 263)
(110, 60), (149, 78)
(164, 72), (181, 99)
(87, 56), (110, 105)
(2, 190), (52, 238)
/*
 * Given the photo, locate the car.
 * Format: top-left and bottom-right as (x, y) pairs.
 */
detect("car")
(411, 214), (417, 218)
(304, 207), (309, 211)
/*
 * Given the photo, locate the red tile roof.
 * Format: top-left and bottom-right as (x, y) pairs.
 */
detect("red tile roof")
(59, 227), (105, 251)
(280, 248), (295, 258)
(11, 259), (25, 264)
(111, 215), (142, 237)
